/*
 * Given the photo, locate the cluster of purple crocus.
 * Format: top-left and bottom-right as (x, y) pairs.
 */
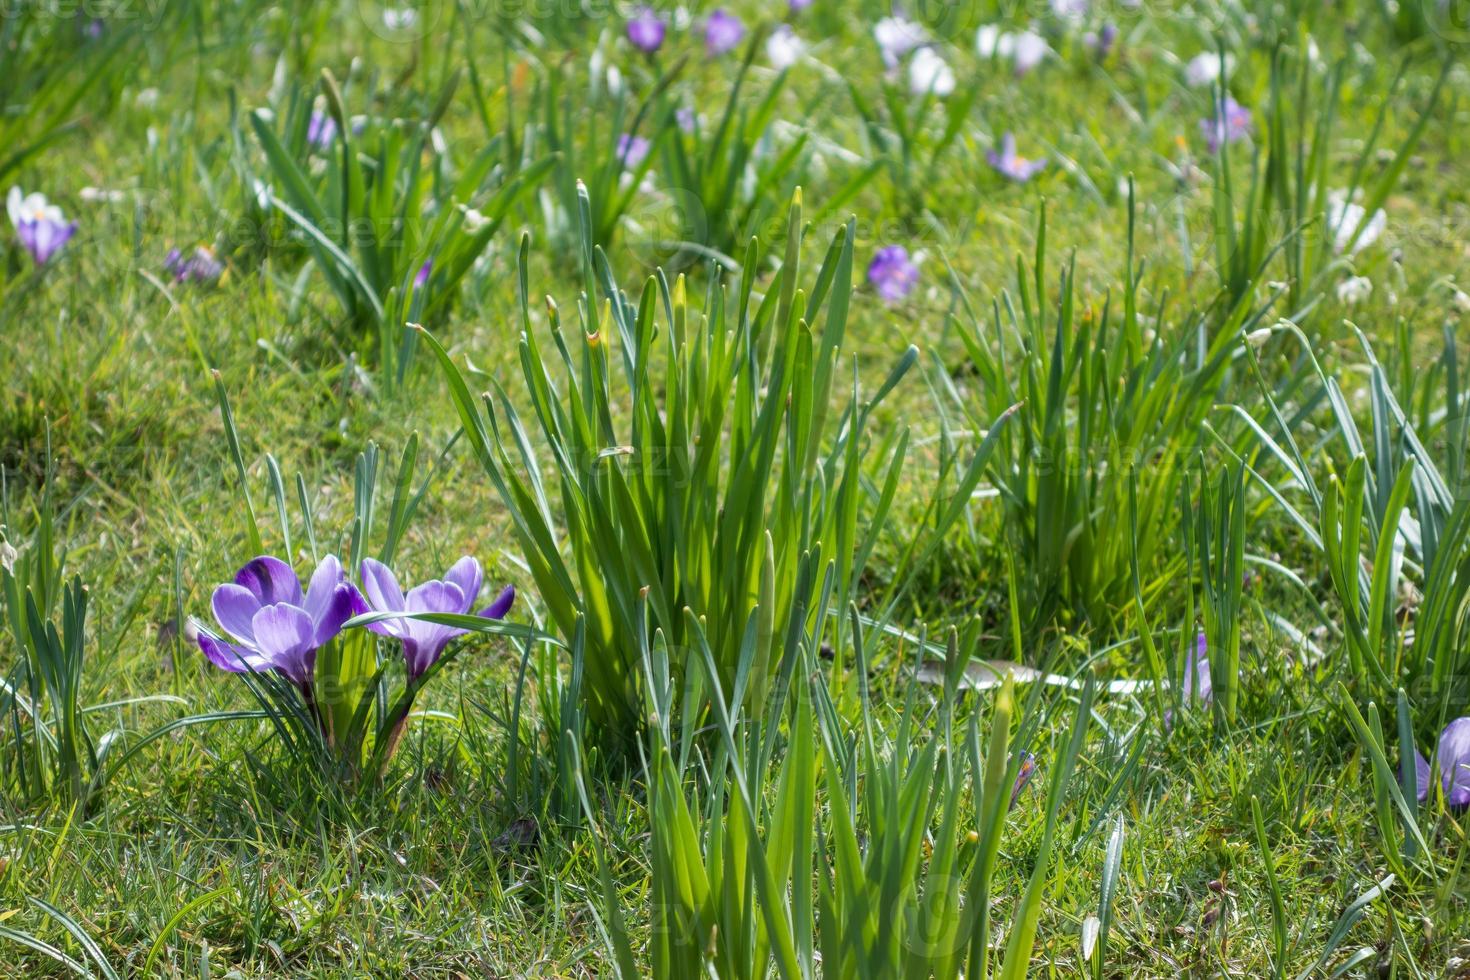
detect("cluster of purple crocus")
(197, 553), (514, 691)
(8, 187), (77, 265)
(626, 7), (747, 57)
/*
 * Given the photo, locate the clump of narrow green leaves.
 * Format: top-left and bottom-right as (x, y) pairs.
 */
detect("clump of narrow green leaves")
(424, 187), (1007, 743)
(1237, 324), (1470, 712)
(579, 607), (1093, 978)
(1210, 40), (1446, 322)
(246, 69), (550, 386)
(941, 190), (1241, 637)
(0, 456), (176, 815)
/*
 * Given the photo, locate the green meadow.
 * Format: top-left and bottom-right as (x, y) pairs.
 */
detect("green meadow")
(1, 0), (1469, 975)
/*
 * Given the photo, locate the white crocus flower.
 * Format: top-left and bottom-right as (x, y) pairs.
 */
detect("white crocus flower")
(1326, 191), (1386, 255)
(909, 47), (956, 97)
(1336, 276), (1373, 305)
(875, 16), (926, 68)
(1185, 52), (1233, 87)
(766, 26), (806, 70)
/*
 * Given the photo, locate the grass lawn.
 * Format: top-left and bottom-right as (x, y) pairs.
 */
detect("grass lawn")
(2, 0), (1470, 975)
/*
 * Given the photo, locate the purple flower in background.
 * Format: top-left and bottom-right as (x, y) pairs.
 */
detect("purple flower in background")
(790, 0), (813, 9)
(705, 9), (745, 56)
(7, 187), (77, 265)
(1202, 96), (1252, 153)
(307, 111), (337, 151)
(675, 107), (697, 133)
(1165, 632), (1212, 730)
(360, 557), (515, 680)
(617, 133), (652, 169)
(1181, 631), (1213, 707)
(1010, 751), (1038, 809)
(197, 555), (364, 685)
(1083, 24), (1118, 60)
(165, 245), (224, 285)
(414, 259), (432, 289)
(987, 133), (1047, 183)
(627, 7), (666, 53)
(1407, 717), (1470, 806)
(867, 245), (919, 303)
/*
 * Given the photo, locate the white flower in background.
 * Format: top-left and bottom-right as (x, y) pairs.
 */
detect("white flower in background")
(135, 87), (160, 109)
(766, 25), (806, 69)
(461, 206), (487, 233)
(976, 25), (1010, 58)
(1455, 289), (1470, 313)
(1327, 191), (1386, 255)
(1050, 0), (1089, 20)
(875, 16), (926, 68)
(1336, 276), (1373, 305)
(909, 47), (956, 97)
(382, 7), (417, 30)
(976, 25), (1048, 75)
(79, 187), (125, 204)
(1012, 31), (1049, 74)
(1185, 52), (1233, 87)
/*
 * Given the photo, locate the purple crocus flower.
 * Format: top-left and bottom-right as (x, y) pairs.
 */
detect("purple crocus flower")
(1201, 96), (1252, 153)
(1181, 631), (1213, 707)
(1010, 751), (1038, 809)
(1083, 24), (1118, 60)
(867, 245), (919, 303)
(165, 245), (224, 285)
(617, 133), (652, 169)
(790, 0), (813, 9)
(414, 259), (432, 289)
(705, 9), (745, 56)
(7, 187), (77, 265)
(1408, 717), (1470, 806)
(627, 7), (666, 53)
(197, 555), (364, 685)
(987, 133), (1047, 183)
(1164, 632), (1212, 730)
(307, 111), (337, 151)
(360, 556), (515, 680)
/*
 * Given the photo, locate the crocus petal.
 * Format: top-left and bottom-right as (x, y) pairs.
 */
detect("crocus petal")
(406, 580), (466, 615)
(478, 584), (516, 620)
(304, 554), (346, 623)
(198, 631), (264, 673)
(211, 583), (263, 642)
(1439, 718), (1470, 807)
(1410, 748), (1431, 804)
(251, 603), (317, 683)
(443, 556), (483, 612)
(6, 186), (21, 228)
(234, 556), (303, 607)
(314, 583), (365, 647)
(360, 557), (406, 611)
(359, 557), (408, 638)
